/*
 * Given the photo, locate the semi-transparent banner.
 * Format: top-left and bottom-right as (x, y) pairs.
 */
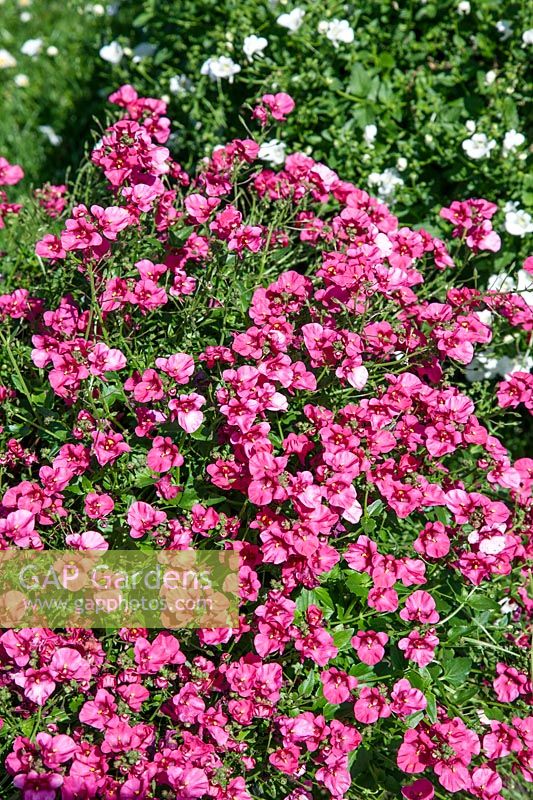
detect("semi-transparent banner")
(0, 550), (240, 629)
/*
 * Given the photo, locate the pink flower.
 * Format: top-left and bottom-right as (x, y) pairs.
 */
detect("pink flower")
(155, 352), (195, 383)
(261, 92), (295, 120)
(367, 586), (399, 613)
(470, 767), (503, 799)
(0, 157), (24, 185)
(35, 732), (78, 768)
(390, 679), (427, 717)
(320, 667), (357, 704)
(79, 689), (117, 730)
(269, 745), (301, 775)
(0, 509), (37, 548)
(247, 451), (288, 505)
(90, 204), (130, 239)
(397, 728), (435, 773)
(315, 753), (351, 797)
(413, 521), (450, 559)
(88, 343), (127, 375)
(35, 234), (66, 259)
(49, 647), (91, 682)
(401, 779), (435, 800)
(117, 682), (150, 711)
(84, 492), (114, 519)
(127, 501), (167, 539)
(351, 630), (389, 665)
(146, 435), (184, 472)
(132, 278), (168, 312)
(434, 756), (470, 792)
(91, 430), (131, 467)
(482, 722), (522, 759)
(353, 687), (391, 724)
(400, 591), (440, 624)
(13, 771), (63, 800)
(398, 629), (439, 668)
(169, 393), (206, 433)
(13, 669), (56, 705)
(185, 193), (220, 224)
(65, 530), (109, 550)
(493, 662), (528, 702)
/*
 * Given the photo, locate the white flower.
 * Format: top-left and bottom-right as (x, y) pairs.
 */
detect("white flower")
(0, 49), (17, 69)
(496, 354), (533, 378)
(243, 34), (268, 60)
(457, 1), (471, 14)
(38, 125), (62, 146)
(99, 41), (124, 64)
(465, 119), (476, 133)
(277, 8), (305, 33)
(132, 42), (157, 62)
(201, 56), (241, 82)
(46, 45), (58, 57)
(504, 200), (518, 214)
(465, 354), (499, 382)
(476, 309), (493, 327)
(20, 11), (31, 21)
(496, 20), (513, 40)
(169, 74), (194, 95)
(522, 29), (533, 46)
(461, 133), (497, 159)
(499, 597), (519, 616)
(20, 38), (43, 57)
(396, 156), (408, 172)
(487, 272), (515, 293)
(476, 709), (494, 726)
(479, 536), (507, 555)
(87, 3), (106, 14)
(258, 139), (287, 165)
(14, 73), (29, 87)
(363, 124), (377, 146)
(485, 70), (497, 85)
(502, 129), (525, 154)
(516, 269), (533, 307)
(504, 208), (533, 237)
(319, 18), (354, 47)
(367, 168), (404, 200)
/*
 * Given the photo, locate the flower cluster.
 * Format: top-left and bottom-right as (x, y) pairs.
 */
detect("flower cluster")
(0, 85), (531, 800)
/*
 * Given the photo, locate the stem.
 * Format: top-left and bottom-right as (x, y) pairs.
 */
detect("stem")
(0, 329), (36, 412)
(436, 586), (477, 627)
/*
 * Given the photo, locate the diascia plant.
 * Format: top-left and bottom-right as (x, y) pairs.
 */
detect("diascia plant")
(0, 86), (531, 800)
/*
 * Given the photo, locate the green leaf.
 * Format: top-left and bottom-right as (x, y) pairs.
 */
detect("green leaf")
(407, 710), (426, 728)
(296, 587), (335, 617)
(349, 63), (374, 97)
(298, 669), (317, 697)
(425, 692), (438, 723)
(434, 507), (450, 524)
(367, 499), (384, 516)
(133, 11), (154, 27)
(19, 719), (34, 737)
(351, 663), (375, 681)
(361, 517), (376, 533)
(177, 487), (200, 510)
(468, 594), (500, 612)
(442, 657), (472, 686)
(345, 571), (371, 597)
(332, 627), (355, 651)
